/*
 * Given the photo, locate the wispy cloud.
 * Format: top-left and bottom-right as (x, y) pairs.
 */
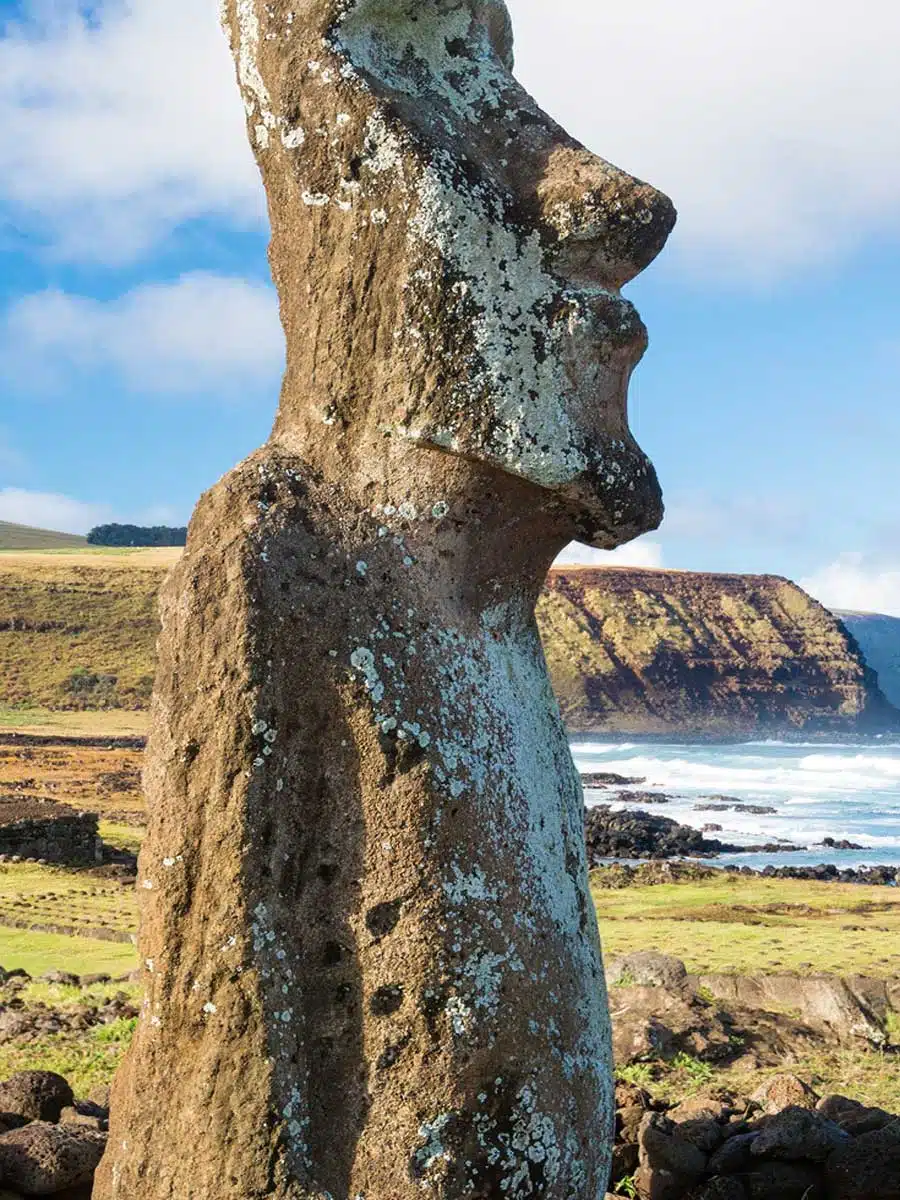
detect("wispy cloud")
(0, 0), (260, 263)
(801, 554), (900, 619)
(2, 273), (283, 396)
(0, 488), (111, 534)
(661, 491), (814, 548)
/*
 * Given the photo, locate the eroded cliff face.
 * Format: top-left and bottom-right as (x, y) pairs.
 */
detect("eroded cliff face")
(836, 611), (900, 712)
(539, 568), (899, 735)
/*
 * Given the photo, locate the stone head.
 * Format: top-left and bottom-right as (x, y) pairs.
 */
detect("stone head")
(221, 0), (676, 549)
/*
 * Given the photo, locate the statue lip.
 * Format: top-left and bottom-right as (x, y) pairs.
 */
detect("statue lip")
(569, 284), (650, 365)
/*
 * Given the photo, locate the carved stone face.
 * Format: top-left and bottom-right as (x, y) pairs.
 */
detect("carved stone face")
(222, 0), (676, 548)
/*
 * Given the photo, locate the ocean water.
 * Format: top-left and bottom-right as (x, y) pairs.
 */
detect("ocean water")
(570, 738), (900, 870)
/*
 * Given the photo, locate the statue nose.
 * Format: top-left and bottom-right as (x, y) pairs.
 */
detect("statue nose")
(536, 146), (676, 290)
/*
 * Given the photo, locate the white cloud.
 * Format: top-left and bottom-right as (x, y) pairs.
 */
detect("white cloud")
(801, 554), (900, 619)
(554, 537), (664, 570)
(1, 1), (898, 276)
(0, 488), (111, 534)
(0, 0), (260, 262)
(3, 273), (283, 394)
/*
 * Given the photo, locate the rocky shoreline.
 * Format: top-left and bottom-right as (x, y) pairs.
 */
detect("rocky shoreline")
(581, 773), (899, 885)
(585, 809), (900, 885)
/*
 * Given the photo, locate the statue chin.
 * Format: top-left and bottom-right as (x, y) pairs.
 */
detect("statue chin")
(559, 448), (665, 551)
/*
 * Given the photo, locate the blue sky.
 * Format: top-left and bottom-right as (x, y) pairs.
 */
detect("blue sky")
(1, 0), (899, 612)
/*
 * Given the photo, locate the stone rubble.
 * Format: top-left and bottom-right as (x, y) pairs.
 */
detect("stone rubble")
(610, 1080), (900, 1200)
(0, 1071), (108, 1198)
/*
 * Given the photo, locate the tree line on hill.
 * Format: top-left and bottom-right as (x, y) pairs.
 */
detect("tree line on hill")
(87, 524), (188, 547)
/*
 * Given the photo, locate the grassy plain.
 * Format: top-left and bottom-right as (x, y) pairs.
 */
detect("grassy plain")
(0, 861), (136, 954)
(0, 708), (150, 735)
(592, 873), (900, 978)
(0, 548), (176, 714)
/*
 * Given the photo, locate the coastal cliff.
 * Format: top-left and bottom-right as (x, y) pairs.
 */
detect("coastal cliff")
(538, 567), (898, 735)
(836, 610), (900, 711)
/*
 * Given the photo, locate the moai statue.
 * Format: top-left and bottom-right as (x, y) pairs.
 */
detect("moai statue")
(95, 2), (674, 1197)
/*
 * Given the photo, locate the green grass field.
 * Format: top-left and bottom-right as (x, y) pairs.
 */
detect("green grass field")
(592, 873), (900, 977)
(0, 862), (137, 977)
(0, 706), (150, 734)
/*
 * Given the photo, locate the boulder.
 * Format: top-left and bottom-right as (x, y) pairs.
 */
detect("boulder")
(585, 806), (740, 861)
(616, 1083), (655, 1111)
(637, 1113), (708, 1200)
(619, 1105), (648, 1145)
(58, 1107), (105, 1133)
(737, 1160), (823, 1198)
(0, 1122), (106, 1194)
(610, 987), (734, 1065)
(668, 1097), (731, 1124)
(816, 1095), (895, 1137)
(582, 774), (647, 788)
(824, 1119), (900, 1199)
(699, 976), (886, 1045)
(608, 953), (690, 991)
(708, 1133), (758, 1176)
(675, 1118), (723, 1154)
(39, 972), (79, 989)
(0, 1073), (73, 1123)
(750, 1075), (819, 1115)
(688, 1180), (748, 1200)
(749, 1106), (848, 1162)
(0, 1013), (31, 1042)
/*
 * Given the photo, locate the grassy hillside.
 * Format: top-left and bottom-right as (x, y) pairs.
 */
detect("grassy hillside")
(0, 521), (87, 551)
(0, 550), (173, 714)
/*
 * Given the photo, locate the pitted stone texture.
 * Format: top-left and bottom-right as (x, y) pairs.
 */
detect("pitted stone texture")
(824, 1120), (900, 1199)
(0, 1123), (105, 1195)
(94, 2), (673, 1198)
(750, 1075), (819, 1115)
(0, 1073), (73, 1124)
(749, 1106), (848, 1162)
